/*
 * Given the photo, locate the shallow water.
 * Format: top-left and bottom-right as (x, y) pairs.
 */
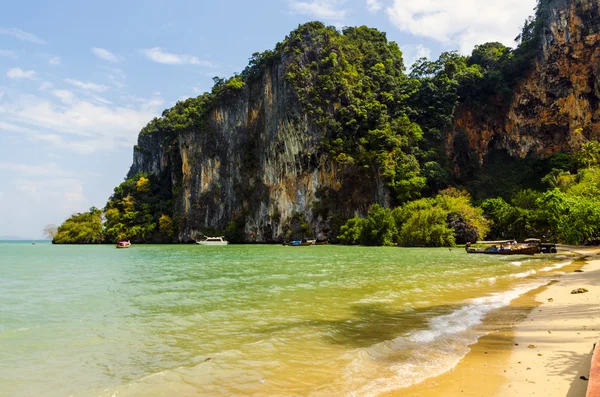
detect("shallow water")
(0, 242), (571, 396)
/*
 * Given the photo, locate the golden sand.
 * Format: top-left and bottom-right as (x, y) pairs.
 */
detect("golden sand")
(384, 248), (600, 397)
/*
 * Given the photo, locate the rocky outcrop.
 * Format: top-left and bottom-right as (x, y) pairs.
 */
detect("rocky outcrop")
(449, 0), (600, 163)
(129, 60), (390, 242)
(127, 0), (600, 243)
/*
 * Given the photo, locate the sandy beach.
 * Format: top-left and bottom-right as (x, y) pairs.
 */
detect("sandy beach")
(386, 248), (600, 397)
(496, 250), (600, 397)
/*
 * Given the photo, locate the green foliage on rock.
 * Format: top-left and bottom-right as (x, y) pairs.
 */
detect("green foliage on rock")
(280, 22), (425, 202)
(56, 4), (600, 246)
(53, 207), (103, 244)
(103, 173), (173, 243)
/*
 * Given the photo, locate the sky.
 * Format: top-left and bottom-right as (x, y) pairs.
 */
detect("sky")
(0, 0), (538, 238)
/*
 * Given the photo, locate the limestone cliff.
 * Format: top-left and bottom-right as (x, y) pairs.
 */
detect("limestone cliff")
(125, 0), (600, 243)
(449, 0), (600, 165)
(129, 56), (391, 243)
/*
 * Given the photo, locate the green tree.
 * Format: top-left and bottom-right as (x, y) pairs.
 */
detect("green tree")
(577, 140), (600, 169)
(104, 173), (172, 243)
(395, 200), (456, 247)
(362, 204), (397, 246)
(536, 188), (568, 242)
(53, 208), (103, 244)
(338, 217), (368, 245)
(158, 215), (175, 238)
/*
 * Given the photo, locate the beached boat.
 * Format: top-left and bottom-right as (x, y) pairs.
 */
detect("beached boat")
(116, 240), (131, 249)
(524, 238), (558, 254)
(314, 240), (328, 245)
(196, 236), (228, 246)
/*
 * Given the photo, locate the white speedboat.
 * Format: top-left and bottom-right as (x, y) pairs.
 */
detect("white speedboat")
(196, 236), (228, 246)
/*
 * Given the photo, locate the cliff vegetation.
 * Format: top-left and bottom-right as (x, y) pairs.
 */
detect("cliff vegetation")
(55, 0), (600, 246)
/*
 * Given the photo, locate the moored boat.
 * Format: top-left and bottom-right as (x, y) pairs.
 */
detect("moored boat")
(285, 238), (312, 246)
(116, 240), (131, 249)
(196, 236), (228, 246)
(466, 242), (537, 255)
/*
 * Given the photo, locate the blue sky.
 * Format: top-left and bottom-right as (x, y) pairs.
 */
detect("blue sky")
(0, 0), (537, 238)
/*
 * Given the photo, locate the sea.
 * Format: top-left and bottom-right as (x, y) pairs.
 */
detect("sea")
(0, 241), (577, 396)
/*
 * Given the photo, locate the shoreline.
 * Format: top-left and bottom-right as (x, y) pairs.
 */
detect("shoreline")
(384, 248), (600, 397)
(495, 249), (600, 396)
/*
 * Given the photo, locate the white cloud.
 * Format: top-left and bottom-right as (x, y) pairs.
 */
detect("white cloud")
(0, 175), (91, 237)
(386, 0), (538, 53)
(63, 182), (85, 204)
(142, 47), (215, 67)
(39, 81), (53, 91)
(102, 67), (126, 88)
(0, 49), (17, 58)
(0, 28), (46, 44)
(366, 0), (382, 13)
(7, 67), (37, 80)
(64, 78), (109, 92)
(48, 56), (61, 65)
(92, 47), (120, 63)
(0, 121), (39, 135)
(0, 161), (78, 177)
(1, 92), (164, 154)
(52, 89), (76, 105)
(402, 44), (432, 69)
(289, 0), (347, 20)
(89, 95), (113, 105)
(14, 178), (88, 209)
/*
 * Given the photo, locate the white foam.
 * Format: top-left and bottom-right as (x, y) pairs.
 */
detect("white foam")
(511, 261), (522, 267)
(513, 269), (537, 278)
(407, 283), (544, 344)
(540, 260), (572, 272)
(351, 281), (547, 396)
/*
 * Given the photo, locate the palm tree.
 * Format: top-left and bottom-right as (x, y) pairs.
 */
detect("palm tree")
(579, 141), (600, 169)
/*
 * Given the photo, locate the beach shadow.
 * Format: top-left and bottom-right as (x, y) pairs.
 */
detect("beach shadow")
(550, 346), (594, 397)
(250, 302), (462, 348)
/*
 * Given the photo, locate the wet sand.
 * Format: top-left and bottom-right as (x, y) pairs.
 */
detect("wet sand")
(385, 248), (600, 397)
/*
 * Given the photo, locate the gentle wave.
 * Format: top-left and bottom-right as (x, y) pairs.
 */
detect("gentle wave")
(513, 269), (537, 278)
(540, 260), (573, 272)
(349, 281), (547, 396)
(408, 283), (543, 343)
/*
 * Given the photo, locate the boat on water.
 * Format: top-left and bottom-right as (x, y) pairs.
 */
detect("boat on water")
(196, 236), (228, 246)
(116, 240), (131, 249)
(284, 238), (312, 246)
(465, 240), (537, 255)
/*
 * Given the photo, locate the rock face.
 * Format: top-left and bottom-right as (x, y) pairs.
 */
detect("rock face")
(129, 60), (390, 242)
(128, 0), (600, 243)
(449, 0), (600, 164)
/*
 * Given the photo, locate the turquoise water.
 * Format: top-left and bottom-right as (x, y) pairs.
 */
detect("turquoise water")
(0, 242), (572, 396)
